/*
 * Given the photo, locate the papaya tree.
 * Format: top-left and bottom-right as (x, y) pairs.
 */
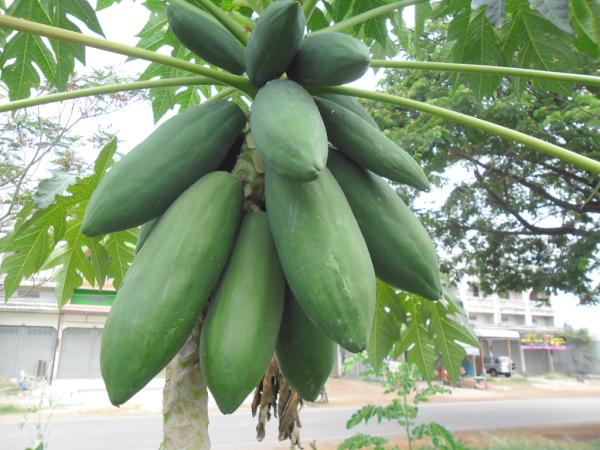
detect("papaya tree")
(0, 0), (598, 449)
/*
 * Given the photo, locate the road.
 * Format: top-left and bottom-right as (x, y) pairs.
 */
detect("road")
(1, 397), (599, 449)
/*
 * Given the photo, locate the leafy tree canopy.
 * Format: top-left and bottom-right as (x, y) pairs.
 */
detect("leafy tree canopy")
(370, 19), (599, 302)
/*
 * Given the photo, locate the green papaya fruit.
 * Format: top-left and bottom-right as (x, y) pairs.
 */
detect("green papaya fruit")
(315, 93), (378, 129)
(218, 132), (244, 172)
(314, 97), (430, 191)
(167, 2), (245, 74)
(327, 151), (442, 300)
(100, 172), (243, 406)
(265, 169), (375, 352)
(82, 101), (246, 236)
(135, 217), (159, 254)
(288, 32), (370, 86)
(276, 289), (336, 401)
(200, 211), (285, 414)
(245, 0), (306, 86)
(251, 80), (327, 181)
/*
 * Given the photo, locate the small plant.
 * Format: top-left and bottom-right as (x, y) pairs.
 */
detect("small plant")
(339, 362), (467, 450)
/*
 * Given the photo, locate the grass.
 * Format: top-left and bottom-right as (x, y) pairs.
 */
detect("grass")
(0, 403), (29, 415)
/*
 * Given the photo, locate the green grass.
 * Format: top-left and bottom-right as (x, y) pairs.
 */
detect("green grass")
(0, 403), (29, 415)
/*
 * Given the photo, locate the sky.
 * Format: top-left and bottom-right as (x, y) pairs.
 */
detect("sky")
(21, 1), (600, 338)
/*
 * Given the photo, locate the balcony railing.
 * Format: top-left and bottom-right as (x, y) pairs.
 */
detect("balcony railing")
(498, 299), (526, 311)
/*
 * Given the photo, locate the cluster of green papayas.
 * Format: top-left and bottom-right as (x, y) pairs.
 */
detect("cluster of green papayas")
(84, 0), (442, 415)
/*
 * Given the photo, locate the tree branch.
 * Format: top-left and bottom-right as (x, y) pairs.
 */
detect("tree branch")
(457, 151), (599, 215)
(471, 168), (588, 236)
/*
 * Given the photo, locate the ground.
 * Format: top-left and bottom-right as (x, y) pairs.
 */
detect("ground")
(1, 375), (600, 449)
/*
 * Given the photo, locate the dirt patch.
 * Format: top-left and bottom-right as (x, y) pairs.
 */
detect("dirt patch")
(293, 422), (600, 450)
(314, 377), (600, 408)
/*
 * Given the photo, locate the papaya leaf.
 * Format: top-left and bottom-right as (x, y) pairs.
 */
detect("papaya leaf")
(105, 229), (136, 289)
(472, 0), (507, 27)
(415, 1), (433, 37)
(32, 171), (77, 209)
(570, 0), (600, 49)
(396, 318), (437, 381)
(0, 139), (123, 306)
(367, 281), (404, 373)
(96, 0), (122, 10)
(529, 0), (573, 33)
(53, 227), (93, 307)
(85, 236), (109, 289)
(2, 0), (56, 100)
(503, 1), (577, 93)
(422, 300), (470, 381)
(0, 215), (52, 300)
(449, 8), (504, 97)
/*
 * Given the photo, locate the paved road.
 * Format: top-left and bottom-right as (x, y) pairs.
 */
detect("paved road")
(1, 397), (599, 449)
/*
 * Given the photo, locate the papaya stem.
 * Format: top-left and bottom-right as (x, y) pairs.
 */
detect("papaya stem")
(0, 15), (256, 96)
(0, 77), (222, 113)
(314, 0), (426, 34)
(310, 86), (600, 174)
(191, 0), (250, 45)
(371, 60), (600, 87)
(302, 0), (320, 21)
(229, 10), (255, 31)
(204, 86), (240, 104)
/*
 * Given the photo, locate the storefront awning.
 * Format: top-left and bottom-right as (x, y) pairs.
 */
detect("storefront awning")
(474, 327), (520, 339)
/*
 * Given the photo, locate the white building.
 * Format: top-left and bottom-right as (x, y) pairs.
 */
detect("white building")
(451, 284), (566, 375)
(0, 284), (112, 380)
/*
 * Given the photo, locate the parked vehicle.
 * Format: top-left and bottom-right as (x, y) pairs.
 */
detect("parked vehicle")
(484, 356), (515, 377)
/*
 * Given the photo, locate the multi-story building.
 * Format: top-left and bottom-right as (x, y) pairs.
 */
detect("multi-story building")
(450, 284), (565, 375)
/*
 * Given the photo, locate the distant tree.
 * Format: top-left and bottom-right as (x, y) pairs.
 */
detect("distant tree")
(0, 69), (144, 228)
(371, 23), (599, 303)
(563, 325), (598, 374)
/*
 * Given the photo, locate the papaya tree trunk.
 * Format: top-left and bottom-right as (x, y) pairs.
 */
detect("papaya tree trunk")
(160, 321), (210, 450)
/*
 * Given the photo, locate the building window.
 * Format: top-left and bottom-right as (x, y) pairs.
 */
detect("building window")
(470, 314), (478, 321)
(16, 290), (40, 298)
(471, 285), (480, 298)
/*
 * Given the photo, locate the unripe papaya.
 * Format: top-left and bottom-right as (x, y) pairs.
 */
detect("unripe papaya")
(245, 0), (306, 86)
(135, 217), (158, 254)
(167, 2), (245, 74)
(265, 169), (375, 352)
(276, 289), (336, 401)
(315, 93), (379, 129)
(315, 97), (430, 191)
(82, 101), (246, 236)
(200, 211), (285, 414)
(327, 151), (442, 300)
(100, 172), (243, 406)
(288, 32), (370, 86)
(251, 80), (327, 181)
